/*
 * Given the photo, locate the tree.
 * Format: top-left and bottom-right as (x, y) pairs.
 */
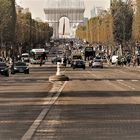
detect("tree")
(76, 25), (86, 41)
(15, 11), (53, 52)
(111, 0), (133, 47)
(132, 0), (140, 41)
(0, 0), (16, 43)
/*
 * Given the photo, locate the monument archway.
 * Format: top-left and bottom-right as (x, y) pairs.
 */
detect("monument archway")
(59, 17), (70, 38)
(44, 0), (85, 39)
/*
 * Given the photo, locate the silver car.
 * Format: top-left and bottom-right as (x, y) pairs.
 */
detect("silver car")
(92, 59), (103, 68)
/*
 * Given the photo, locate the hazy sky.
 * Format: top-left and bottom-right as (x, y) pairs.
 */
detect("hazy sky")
(16, 0), (110, 20)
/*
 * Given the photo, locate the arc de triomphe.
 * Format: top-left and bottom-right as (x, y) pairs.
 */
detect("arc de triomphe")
(44, 0), (85, 39)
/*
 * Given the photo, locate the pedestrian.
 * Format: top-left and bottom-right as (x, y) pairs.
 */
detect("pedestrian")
(63, 57), (67, 67)
(40, 57), (43, 66)
(132, 55), (137, 67)
(126, 54), (131, 66)
(137, 55), (140, 66)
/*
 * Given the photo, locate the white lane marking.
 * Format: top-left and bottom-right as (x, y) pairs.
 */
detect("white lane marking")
(131, 80), (138, 82)
(21, 81), (67, 140)
(117, 80), (124, 82)
(87, 71), (99, 78)
(117, 81), (135, 90)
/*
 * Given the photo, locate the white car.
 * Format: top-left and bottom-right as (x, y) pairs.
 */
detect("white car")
(111, 55), (118, 64)
(92, 59), (103, 68)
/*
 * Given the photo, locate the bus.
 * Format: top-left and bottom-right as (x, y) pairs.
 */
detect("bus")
(30, 48), (47, 64)
(85, 47), (95, 60)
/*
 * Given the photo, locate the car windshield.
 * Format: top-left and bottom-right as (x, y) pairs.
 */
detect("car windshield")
(73, 55), (82, 59)
(94, 59), (101, 62)
(15, 62), (26, 66)
(76, 60), (84, 64)
(22, 55), (29, 58)
(95, 56), (101, 59)
(0, 63), (6, 67)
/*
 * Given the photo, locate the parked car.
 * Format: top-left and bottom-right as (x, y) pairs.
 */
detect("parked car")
(92, 59), (103, 68)
(0, 62), (9, 77)
(11, 61), (29, 74)
(72, 60), (85, 69)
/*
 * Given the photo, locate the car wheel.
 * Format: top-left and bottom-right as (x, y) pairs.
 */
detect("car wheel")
(5, 72), (9, 77)
(27, 70), (29, 74)
(11, 71), (15, 74)
(25, 70), (29, 74)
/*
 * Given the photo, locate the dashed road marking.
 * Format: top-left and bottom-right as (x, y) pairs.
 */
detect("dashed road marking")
(131, 80), (138, 82)
(117, 81), (135, 90)
(117, 80), (124, 82)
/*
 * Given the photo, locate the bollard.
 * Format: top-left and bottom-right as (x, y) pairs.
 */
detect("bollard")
(56, 62), (61, 76)
(49, 62), (69, 81)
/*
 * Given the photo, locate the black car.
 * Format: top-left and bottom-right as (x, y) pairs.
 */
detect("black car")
(0, 62), (9, 77)
(11, 61), (29, 74)
(51, 57), (62, 64)
(72, 60), (85, 69)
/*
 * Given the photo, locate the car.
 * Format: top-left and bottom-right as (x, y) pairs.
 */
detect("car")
(111, 55), (118, 64)
(92, 59), (103, 68)
(0, 62), (9, 77)
(102, 56), (108, 63)
(11, 61), (29, 74)
(21, 53), (30, 63)
(72, 60), (85, 69)
(51, 57), (62, 64)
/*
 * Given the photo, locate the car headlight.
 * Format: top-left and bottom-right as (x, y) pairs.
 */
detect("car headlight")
(73, 62), (76, 65)
(14, 67), (17, 70)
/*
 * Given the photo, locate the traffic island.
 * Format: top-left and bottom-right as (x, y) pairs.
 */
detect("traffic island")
(49, 74), (69, 81)
(49, 62), (69, 82)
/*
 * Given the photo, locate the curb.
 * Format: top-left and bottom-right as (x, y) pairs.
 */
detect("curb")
(49, 75), (69, 82)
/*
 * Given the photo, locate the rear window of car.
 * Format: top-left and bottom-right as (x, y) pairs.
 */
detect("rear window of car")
(73, 55), (82, 59)
(76, 60), (84, 64)
(94, 59), (102, 62)
(0, 63), (6, 67)
(15, 62), (26, 66)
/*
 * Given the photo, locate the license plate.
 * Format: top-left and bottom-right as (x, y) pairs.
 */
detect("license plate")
(19, 69), (24, 72)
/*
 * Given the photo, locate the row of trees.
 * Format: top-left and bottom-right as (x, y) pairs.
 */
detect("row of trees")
(16, 11), (53, 51)
(76, 0), (136, 52)
(76, 12), (113, 45)
(0, 0), (53, 57)
(132, 0), (140, 41)
(0, 0), (16, 45)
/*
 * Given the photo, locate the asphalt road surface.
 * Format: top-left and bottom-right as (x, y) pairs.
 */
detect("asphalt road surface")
(1, 44), (140, 140)
(31, 65), (140, 140)
(0, 63), (56, 140)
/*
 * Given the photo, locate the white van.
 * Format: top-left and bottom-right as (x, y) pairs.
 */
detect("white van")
(21, 53), (30, 63)
(111, 55), (118, 64)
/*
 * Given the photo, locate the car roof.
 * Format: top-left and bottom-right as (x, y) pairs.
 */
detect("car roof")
(15, 61), (26, 64)
(0, 62), (6, 64)
(94, 59), (102, 62)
